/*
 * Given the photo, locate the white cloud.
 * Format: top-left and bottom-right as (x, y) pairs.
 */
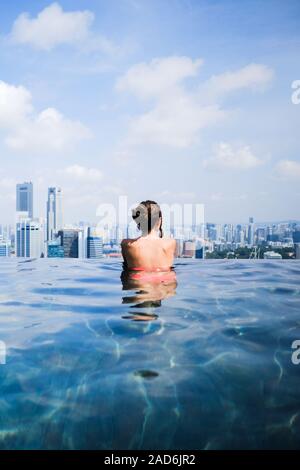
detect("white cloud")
(0, 80), (91, 152)
(275, 160), (300, 180)
(10, 3), (93, 50)
(62, 164), (103, 183)
(117, 57), (274, 149)
(204, 142), (263, 170)
(116, 56), (203, 99)
(0, 81), (32, 128)
(117, 56), (225, 148)
(9, 2), (116, 53)
(128, 97), (224, 148)
(204, 63), (274, 97)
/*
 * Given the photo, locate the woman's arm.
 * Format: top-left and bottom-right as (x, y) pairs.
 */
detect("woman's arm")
(121, 239), (128, 268)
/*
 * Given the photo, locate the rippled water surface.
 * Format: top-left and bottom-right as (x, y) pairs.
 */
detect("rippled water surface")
(0, 259), (300, 449)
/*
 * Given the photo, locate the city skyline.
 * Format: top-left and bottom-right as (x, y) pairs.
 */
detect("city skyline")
(5, 179), (300, 228)
(0, 179), (299, 259)
(0, 1), (300, 225)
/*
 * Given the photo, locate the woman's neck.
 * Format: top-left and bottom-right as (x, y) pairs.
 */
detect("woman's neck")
(140, 230), (160, 238)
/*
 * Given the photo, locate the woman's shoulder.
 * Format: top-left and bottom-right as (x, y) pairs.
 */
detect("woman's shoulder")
(162, 238), (176, 251)
(121, 238), (139, 247)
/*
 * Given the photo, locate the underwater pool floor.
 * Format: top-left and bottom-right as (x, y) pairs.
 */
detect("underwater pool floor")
(0, 259), (299, 449)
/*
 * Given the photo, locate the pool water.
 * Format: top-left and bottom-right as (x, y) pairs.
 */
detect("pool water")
(0, 259), (299, 450)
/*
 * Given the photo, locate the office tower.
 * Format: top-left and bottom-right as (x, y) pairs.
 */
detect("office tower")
(16, 182), (33, 218)
(0, 224), (11, 242)
(16, 219), (44, 258)
(87, 227), (103, 259)
(268, 233), (279, 242)
(183, 241), (196, 258)
(47, 239), (64, 258)
(47, 187), (63, 241)
(256, 227), (266, 244)
(248, 217), (255, 246)
(195, 239), (205, 259)
(266, 226), (273, 241)
(196, 223), (205, 240)
(240, 230), (245, 246)
(78, 229), (86, 258)
(207, 224), (218, 241)
(58, 229), (79, 258)
(223, 224), (233, 244)
(0, 241), (10, 257)
(293, 230), (300, 243)
(235, 224), (242, 243)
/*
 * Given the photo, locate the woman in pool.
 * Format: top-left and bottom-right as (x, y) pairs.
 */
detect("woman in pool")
(121, 200), (176, 278)
(121, 201), (177, 320)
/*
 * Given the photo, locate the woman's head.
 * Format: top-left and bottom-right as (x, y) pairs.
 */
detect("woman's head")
(132, 200), (163, 238)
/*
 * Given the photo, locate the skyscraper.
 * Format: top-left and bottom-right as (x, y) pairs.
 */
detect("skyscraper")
(195, 239), (205, 259)
(248, 217), (255, 246)
(16, 219), (44, 258)
(0, 241), (10, 257)
(47, 187), (63, 241)
(58, 229), (79, 258)
(182, 241), (196, 257)
(47, 239), (64, 258)
(87, 227), (103, 259)
(16, 182), (33, 218)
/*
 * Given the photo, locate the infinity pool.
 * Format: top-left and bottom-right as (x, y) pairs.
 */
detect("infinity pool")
(0, 259), (299, 449)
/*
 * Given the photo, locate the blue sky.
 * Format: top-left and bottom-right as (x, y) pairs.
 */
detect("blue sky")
(0, 0), (299, 225)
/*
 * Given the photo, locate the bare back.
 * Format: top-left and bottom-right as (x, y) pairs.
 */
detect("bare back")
(121, 236), (176, 270)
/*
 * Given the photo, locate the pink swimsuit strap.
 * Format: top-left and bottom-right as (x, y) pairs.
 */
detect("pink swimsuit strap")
(130, 267), (171, 272)
(128, 268), (176, 282)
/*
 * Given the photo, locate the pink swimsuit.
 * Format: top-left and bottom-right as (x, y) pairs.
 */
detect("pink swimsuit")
(129, 267), (176, 282)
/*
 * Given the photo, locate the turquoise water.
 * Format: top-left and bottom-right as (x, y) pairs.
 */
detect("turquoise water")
(0, 259), (299, 450)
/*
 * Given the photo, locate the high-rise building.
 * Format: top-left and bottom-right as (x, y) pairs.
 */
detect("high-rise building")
(16, 219), (44, 258)
(47, 187), (63, 241)
(16, 182), (33, 218)
(293, 230), (300, 243)
(207, 224), (218, 241)
(256, 227), (266, 244)
(0, 241), (10, 257)
(248, 217), (254, 246)
(195, 239), (205, 259)
(87, 227), (103, 259)
(183, 241), (196, 258)
(47, 239), (64, 258)
(58, 229), (79, 258)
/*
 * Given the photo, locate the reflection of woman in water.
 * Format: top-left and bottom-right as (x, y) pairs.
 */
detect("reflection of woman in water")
(121, 201), (177, 320)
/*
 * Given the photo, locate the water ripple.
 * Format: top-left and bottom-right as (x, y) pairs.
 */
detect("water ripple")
(0, 259), (299, 449)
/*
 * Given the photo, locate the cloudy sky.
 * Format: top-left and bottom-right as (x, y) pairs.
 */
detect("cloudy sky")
(0, 0), (299, 225)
